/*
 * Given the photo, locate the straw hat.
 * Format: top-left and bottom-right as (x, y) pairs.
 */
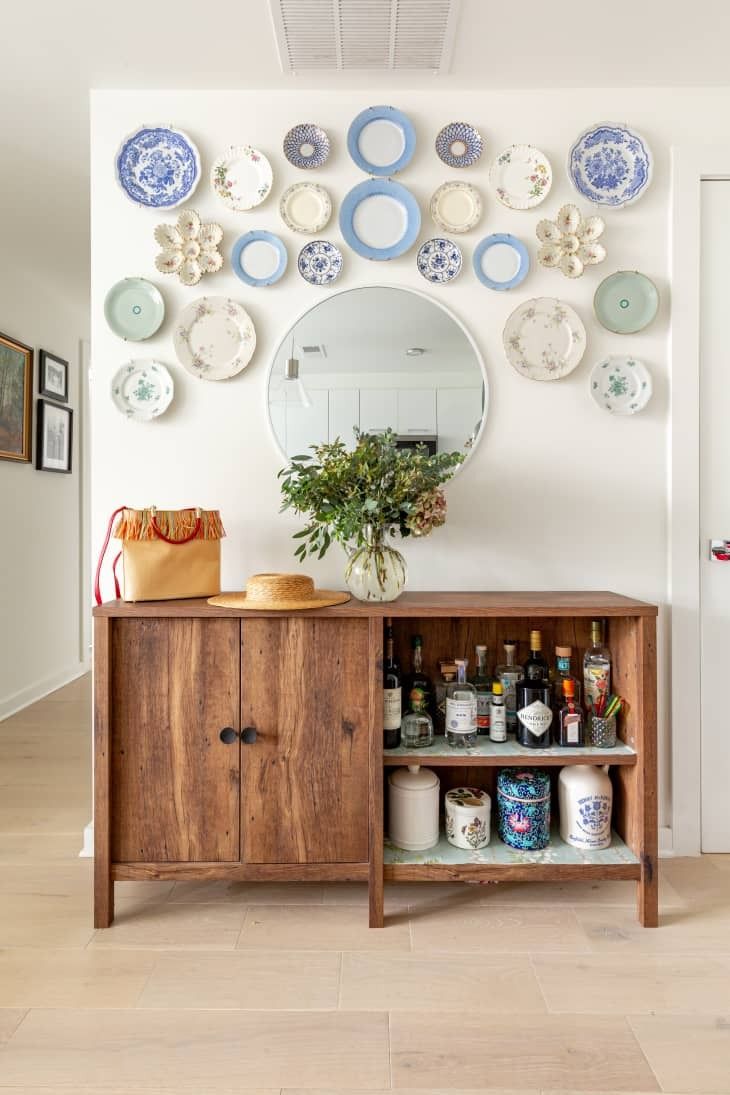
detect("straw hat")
(208, 573), (350, 611)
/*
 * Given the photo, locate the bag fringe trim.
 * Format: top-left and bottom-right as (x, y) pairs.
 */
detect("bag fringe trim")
(113, 509), (226, 542)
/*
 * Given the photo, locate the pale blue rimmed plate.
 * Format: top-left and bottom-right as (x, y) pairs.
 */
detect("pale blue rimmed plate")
(231, 231), (288, 287)
(593, 270), (659, 333)
(339, 178), (421, 261)
(104, 278), (165, 340)
(473, 234), (529, 291)
(347, 105), (416, 176)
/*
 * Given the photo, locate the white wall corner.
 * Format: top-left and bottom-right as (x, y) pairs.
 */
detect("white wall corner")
(79, 820), (94, 858)
(659, 825), (674, 857)
(0, 662), (91, 723)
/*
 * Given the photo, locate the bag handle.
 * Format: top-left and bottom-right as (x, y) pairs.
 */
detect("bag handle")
(149, 506), (202, 545)
(94, 506), (127, 606)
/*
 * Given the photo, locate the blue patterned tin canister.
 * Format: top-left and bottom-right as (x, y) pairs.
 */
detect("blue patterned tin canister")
(497, 769), (551, 850)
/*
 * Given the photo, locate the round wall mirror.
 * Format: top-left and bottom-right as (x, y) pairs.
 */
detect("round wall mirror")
(268, 286), (488, 466)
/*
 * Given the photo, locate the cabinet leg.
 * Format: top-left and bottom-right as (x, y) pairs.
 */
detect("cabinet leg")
(369, 860), (384, 929)
(94, 863), (113, 929)
(637, 854), (658, 927)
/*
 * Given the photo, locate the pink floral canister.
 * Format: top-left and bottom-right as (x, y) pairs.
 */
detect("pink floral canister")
(445, 787), (491, 850)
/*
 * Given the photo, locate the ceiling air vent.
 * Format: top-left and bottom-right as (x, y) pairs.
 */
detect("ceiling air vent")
(269, 0), (460, 73)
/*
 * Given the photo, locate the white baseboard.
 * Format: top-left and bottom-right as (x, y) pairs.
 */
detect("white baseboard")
(79, 820), (94, 858)
(659, 826), (674, 857)
(0, 661), (90, 722)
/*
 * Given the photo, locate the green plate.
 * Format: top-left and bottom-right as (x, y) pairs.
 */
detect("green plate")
(593, 270), (659, 334)
(104, 277), (165, 340)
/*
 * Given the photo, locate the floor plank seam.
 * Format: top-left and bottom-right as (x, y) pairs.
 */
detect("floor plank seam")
(624, 1012), (666, 1093)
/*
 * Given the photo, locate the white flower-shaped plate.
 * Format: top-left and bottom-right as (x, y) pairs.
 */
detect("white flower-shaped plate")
(111, 360), (174, 421)
(173, 297), (256, 381)
(154, 210), (223, 287)
(590, 354), (652, 414)
(210, 145), (273, 211)
(490, 144), (552, 210)
(280, 182), (332, 234)
(503, 297), (586, 381)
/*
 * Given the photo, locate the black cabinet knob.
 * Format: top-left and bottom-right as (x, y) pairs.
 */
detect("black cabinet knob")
(241, 727), (257, 745)
(219, 727), (238, 744)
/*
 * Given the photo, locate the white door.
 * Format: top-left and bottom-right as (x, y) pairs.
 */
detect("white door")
(699, 179), (730, 850)
(437, 388), (483, 452)
(329, 389), (359, 448)
(359, 389), (397, 434)
(397, 389), (437, 436)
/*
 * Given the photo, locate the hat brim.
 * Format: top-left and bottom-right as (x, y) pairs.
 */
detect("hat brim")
(207, 589), (351, 611)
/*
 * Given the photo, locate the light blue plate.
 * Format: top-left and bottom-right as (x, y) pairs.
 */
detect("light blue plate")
(115, 126), (200, 209)
(231, 231), (288, 287)
(347, 105), (416, 176)
(339, 178), (421, 261)
(473, 234), (530, 291)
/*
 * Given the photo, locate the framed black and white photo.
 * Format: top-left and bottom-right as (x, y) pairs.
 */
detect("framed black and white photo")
(39, 350), (69, 403)
(36, 399), (73, 474)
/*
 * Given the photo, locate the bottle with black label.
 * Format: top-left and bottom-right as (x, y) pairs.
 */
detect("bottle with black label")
(516, 629), (553, 748)
(383, 619), (402, 749)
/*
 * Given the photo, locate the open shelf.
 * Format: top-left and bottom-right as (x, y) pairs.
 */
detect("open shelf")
(383, 737), (636, 766)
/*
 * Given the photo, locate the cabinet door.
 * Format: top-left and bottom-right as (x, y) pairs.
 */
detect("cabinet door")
(329, 389), (359, 448)
(285, 389), (329, 458)
(111, 618), (240, 863)
(241, 618), (369, 864)
(397, 388), (437, 435)
(359, 389), (397, 434)
(437, 388), (483, 451)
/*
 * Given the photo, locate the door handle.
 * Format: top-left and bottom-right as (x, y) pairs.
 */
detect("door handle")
(219, 727), (238, 744)
(710, 539), (730, 561)
(241, 727), (257, 744)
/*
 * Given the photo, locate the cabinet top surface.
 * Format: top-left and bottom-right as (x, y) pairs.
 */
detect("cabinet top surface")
(93, 590), (658, 618)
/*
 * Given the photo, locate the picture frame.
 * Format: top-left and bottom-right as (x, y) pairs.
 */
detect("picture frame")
(35, 398), (73, 474)
(39, 349), (69, 403)
(0, 330), (33, 463)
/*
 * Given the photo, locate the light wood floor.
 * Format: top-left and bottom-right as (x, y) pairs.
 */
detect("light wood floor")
(0, 675), (729, 1093)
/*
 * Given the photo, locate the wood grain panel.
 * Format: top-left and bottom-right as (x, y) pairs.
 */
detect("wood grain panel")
(93, 616), (113, 928)
(111, 618), (240, 863)
(241, 617), (369, 864)
(368, 616), (384, 928)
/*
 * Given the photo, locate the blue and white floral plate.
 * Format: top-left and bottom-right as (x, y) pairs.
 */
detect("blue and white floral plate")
(231, 231), (288, 287)
(590, 355), (652, 415)
(417, 238), (462, 284)
(297, 240), (343, 285)
(568, 123), (652, 207)
(283, 123), (331, 169)
(473, 233), (529, 290)
(115, 126), (200, 209)
(347, 105), (416, 176)
(340, 178), (421, 261)
(435, 122), (483, 168)
(111, 360), (174, 421)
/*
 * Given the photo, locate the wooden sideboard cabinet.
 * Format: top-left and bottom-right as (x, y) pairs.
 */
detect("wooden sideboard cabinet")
(93, 591), (658, 931)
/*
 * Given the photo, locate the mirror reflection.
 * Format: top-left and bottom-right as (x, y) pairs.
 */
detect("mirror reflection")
(268, 287), (487, 464)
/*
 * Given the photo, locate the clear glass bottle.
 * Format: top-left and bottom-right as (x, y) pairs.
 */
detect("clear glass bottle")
(470, 644), (493, 735)
(445, 659), (478, 748)
(403, 634), (434, 718)
(489, 681), (507, 742)
(401, 695), (435, 749)
(583, 620), (611, 713)
(383, 619), (402, 750)
(516, 631), (553, 748)
(495, 640), (521, 734)
(435, 660), (457, 736)
(551, 645), (581, 710)
(557, 677), (585, 747)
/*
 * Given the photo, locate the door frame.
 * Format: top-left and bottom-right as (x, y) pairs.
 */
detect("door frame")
(670, 146), (730, 855)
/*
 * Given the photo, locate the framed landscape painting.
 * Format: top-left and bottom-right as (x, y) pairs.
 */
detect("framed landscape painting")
(36, 399), (73, 474)
(0, 331), (33, 462)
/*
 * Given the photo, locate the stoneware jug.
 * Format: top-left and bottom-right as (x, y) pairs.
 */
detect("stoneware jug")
(388, 765), (440, 851)
(558, 764), (612, 850)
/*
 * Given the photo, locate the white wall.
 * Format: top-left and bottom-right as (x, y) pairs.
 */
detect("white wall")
(0, 258), (89, 718)
(90, 88), (730, 830)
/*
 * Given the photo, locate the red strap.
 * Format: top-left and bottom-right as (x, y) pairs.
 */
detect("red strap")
(94, 506), (127, 606)
(149, 509), (202, 545)
(111, 551), (122, 600)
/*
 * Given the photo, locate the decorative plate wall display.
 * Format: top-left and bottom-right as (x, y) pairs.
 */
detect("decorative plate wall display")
(173, 297), (256, 381)
(347, 105), (416, 176)
(593, 270), (659, 333)
(473, 234), (529, 291)
(279, 182), (332, 234)
(297, 241), (344, 286)
(111, 360), (174, 421)
(104, 278), (165, 341)
(339, 178), (421, 261)
(536, 204), (606, 278)
(568, 123), (652, 207)
(210, 145), (273, 211)
(416, 238), (462, 284)
(435, 122), (483, 168)
(503, 297), (586, 381)
(115, 126), (200, 209)
(490, 144), (552, 210)
(430, 181), (482, 234)
(283, 123), (331, 169)
(231, 231), (288, 287)
(154, 210), (223, 287)
(590, 355), (653, 414)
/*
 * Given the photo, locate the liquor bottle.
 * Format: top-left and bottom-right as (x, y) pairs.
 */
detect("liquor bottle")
(557, 678), (585, 747)
(470, 644), (493, 735)
(400, 694), (435, 749)
(495, 640), (521, 733)
(403, 634), (433, 717)
(583, 620), (611, 713)
(551, 645), (581, 709)
(383, 619), (402, 749)
(516, 631), (553, 748)
(435, 660), (457, 735)
(489, 681), (507, 742)
(445, 658), (478, 748)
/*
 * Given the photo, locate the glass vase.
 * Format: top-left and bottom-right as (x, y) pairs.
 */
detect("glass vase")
(345, 527), (407, 603)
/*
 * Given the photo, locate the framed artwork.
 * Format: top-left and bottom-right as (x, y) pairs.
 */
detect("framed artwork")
(36, 399), (73, 474)
(0, 331), (33, 462)
(39, 350), (69, 403)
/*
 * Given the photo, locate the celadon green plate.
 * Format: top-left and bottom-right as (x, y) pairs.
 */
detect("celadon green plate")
(104, 277), (165, 340)
(593, 270), (659, 334)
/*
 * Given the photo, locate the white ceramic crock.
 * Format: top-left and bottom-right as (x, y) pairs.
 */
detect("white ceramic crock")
(388, 765), (440, 851)
(558, 764), (613, 850)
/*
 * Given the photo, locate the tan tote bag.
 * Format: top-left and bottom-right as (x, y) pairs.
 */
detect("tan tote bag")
(94, 506), (225, 604)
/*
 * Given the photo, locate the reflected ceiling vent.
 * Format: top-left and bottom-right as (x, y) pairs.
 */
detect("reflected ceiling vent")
(302, 344), (327, 357)
(269, 0), (460, 73)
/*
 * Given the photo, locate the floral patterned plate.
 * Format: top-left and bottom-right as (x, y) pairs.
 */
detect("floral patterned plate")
(590, 354), (652, 415)
(568, 123), (652, 207)
(435, 122), (483, 168)
(115, 125), (200, 209)
(416, 237), (462, 284)
(489, 144), (552, 210)
(154, 210), (223, 287)
(503, 297), (586, 381)
(430, 181), (482, 233)
(210, 145), (273, 211)
(111, 360), (174, 421)
(593, 270), (659, 333)
(297, 240), (343, 285)
(280, 182), (332, 234)
(173, 297), (256, 381)
(283, 123), (331, 169)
